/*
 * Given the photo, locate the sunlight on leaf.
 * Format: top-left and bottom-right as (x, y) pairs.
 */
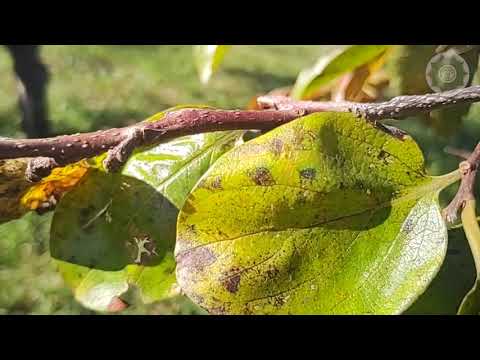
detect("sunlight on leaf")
(193, 45), (232, 85)
(176, 112), (459, 314)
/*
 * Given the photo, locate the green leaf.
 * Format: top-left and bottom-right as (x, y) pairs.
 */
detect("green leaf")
(176, 112), (460, 315)
(405, 228), (476, 315)
(193, 45), (231, 85)
(291, 45), (390, 100)
(51, 130), (244, 312)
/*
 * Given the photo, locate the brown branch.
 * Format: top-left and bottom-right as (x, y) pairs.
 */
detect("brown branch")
(258, 85), (480, 121)
(2, 85), (480, 181)
(443, 143), (480, 224)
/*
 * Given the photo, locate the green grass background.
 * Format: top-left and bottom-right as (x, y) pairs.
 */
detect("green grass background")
(1, 45), (480, 314)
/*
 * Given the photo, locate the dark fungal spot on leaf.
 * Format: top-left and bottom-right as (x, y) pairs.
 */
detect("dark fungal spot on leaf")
(265, 267), (280, 280)
(273, 294), (286, 308)
(300, 168), (316, 181)
(222, 273), (241, 293)
(378, 150), (388, 160)
(249, 167), (275, 186)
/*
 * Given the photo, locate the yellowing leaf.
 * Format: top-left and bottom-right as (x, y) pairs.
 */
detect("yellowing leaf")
(176, 112), (459, 315)
(21, 161), (90, 211)
(0, 159), (32, 224)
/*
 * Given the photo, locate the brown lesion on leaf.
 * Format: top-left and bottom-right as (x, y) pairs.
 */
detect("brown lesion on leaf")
(265, 266), (280, 280)
(248, 167), (275, 186)
(222, 273), (241, 294)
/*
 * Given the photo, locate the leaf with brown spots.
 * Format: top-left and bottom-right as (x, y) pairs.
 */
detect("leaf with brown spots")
(176, 112), (459, 314)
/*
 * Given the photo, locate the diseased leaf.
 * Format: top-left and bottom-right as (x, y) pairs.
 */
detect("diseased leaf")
(51, 130), (245, 312)
(0, 157), (92, 224)
(405, 228), (476, 315)
(21, 161), (90, 211)
(0, 159), (31, 224)
(291, 45), (390, 100)
(193, 45), (231, 85)
(176, 112), (459, 315)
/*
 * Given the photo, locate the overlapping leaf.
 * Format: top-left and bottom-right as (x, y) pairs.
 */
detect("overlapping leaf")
(176, 112), (459, 314)
(51, 130), (245, 312)
(193, 45), (231, 85)
(291, 45), (390, 100)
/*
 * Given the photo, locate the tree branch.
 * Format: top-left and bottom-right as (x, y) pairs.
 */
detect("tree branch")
(1, 86), (480, 180)
(258, 85), (480, 121)
(443, 142), (480, 224)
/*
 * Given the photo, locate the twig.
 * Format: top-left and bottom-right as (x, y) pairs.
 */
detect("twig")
(258, 85), (480, 121)
(443, 142), (480, 224)
(444, 146), (471, 160)
(1, 86), (480, 181)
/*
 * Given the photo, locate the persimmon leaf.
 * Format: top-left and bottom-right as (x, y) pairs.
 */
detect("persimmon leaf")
(51, 130), (245, 312)
(176, 112), (459, 314)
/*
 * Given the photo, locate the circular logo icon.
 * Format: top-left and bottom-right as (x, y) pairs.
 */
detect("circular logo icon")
(426, 49), (470, 93)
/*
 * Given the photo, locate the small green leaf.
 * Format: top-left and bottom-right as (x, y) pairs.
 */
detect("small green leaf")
(291, 45), (390, 100)
(193, 45), (231, 85)
(51, 130), (244, 312)
(176, 112), (459, 315)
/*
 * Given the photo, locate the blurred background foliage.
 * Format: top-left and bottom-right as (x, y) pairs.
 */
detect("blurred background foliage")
(0, 45), (479, 314)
